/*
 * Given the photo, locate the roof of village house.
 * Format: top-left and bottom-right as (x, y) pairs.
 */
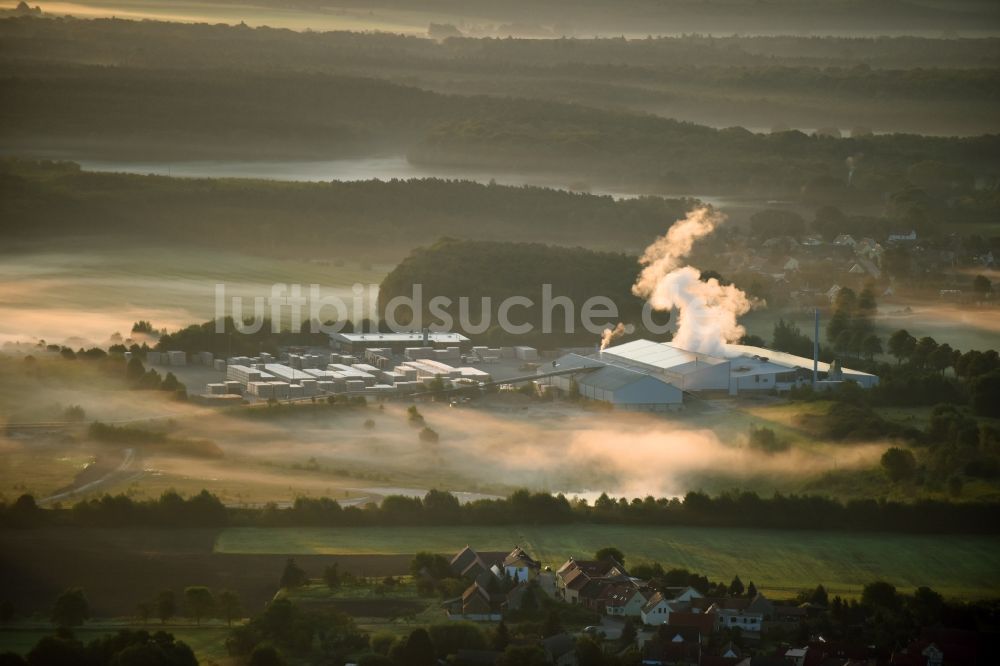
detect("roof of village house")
(667, 611), (716, 634)
(566, 570), (593, 591)
(502, 546), (541, 569)
(450, 546), (507, 579)
(642, 590), (670, 614)
(605, 583), (650, 607)
(579, 577), (609, 600)
(643, 627), (702, 663)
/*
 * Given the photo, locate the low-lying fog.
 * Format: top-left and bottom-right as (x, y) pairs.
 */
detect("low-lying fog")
(70, 155), (734, 205)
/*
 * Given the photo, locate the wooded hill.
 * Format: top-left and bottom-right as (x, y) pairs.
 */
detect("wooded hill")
(0, 159), (693, 259)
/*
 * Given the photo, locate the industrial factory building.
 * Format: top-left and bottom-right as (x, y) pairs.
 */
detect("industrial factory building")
(543, 339), (878, 411)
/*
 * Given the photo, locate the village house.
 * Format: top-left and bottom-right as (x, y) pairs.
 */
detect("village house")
(449, 546), (504, 581)
(501, 545), (541, 582)
(639, 587), (705, 626)
(555, 556), (630, 604)
(604, 584), (654, 617)
(441, 580), (504, 621)
(641, 625), (702, 666)
(707, 594), (773, 634)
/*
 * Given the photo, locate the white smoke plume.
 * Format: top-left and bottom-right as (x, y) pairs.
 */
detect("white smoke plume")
(600, 322), (627, 351)
(632, 207), (753, 357)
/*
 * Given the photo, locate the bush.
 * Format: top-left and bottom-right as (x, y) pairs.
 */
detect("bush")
(881, 447), (917, 482)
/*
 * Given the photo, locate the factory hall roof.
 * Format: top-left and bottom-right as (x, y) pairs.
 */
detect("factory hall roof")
(724, 343), (877, 379)
(580, 365), (658, 391)
(600, 339), (728, 375)
(331, 332), (470, 343)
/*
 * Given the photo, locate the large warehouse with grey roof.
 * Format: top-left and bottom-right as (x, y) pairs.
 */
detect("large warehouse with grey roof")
(541, 338), (878, 411)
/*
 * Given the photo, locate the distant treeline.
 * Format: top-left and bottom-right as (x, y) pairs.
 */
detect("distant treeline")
(3, 61), (999, 195)
(4, 489), (1000, 534)
(0, 159), (692, 258)
(4, 16), (997, 70)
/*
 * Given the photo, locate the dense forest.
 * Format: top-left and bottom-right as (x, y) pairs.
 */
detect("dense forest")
(378, 239), (660, 346)
(3, 60), (998, 196)
(0, 159), (693, 258)
(3, 15), (998, 135)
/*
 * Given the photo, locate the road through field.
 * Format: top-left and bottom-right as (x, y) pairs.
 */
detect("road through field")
(215, 524), (1000, 600)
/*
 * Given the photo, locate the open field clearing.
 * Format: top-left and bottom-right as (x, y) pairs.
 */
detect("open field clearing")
(0, 528), (412, 616)
(0, 240), (385, 345)
(215, 525), (1000, 601)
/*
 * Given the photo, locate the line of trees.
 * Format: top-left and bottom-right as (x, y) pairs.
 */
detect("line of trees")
(3, 487), (1000, 534)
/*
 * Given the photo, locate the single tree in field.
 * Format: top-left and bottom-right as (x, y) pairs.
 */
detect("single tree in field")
(887, 329), (916, 365)
(728, 576), (745, 597)
(249, 644), (286, 666)
(135, 601), (151, 625)
(157, 590), (176, 625)
(125, 356), (146, 383)
(51, 588), (89, 627)
(594, 547), (625, 567)
(399, 628), (435, 666)
(861, 334), (883, 360)
(279, 558), (308, 589)
(183, 586), (214, 625)
(809, 584), (829, 606)
(323, 563), (341, 589)
(881, 447), (917, 482)
(216, 589), (241, 626)
(862, 581), (899, 610)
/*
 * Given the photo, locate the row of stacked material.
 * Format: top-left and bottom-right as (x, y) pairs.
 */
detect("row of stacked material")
(205, 381), (243, 395)
(287, 353), (328, 369)
(403, 346), (462, 362)
(262, 363), (319, 384)
(470, 346), (502, 363)
(145, 350), (188, 366)
(330, 353), (356, 365)
(394, 360), (492, 385)
(227, 364), (275, 385)
(363, 348), (392, 369)
(246, 380), (320, 399)
(222, 358), (490, 399)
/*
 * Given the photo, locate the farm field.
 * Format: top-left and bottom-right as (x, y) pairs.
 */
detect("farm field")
(216, 525), (1000, 601)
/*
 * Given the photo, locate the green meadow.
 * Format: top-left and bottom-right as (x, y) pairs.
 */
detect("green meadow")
(216, 524), (1000, 601)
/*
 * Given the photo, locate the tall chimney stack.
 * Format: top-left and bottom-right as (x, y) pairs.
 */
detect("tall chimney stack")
(813, 308), (819, 387)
